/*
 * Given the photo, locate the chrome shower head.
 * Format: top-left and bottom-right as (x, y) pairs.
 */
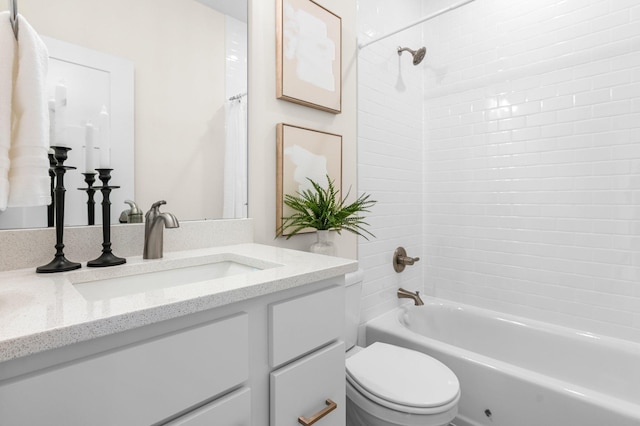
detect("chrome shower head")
(397, 46), (427, 65)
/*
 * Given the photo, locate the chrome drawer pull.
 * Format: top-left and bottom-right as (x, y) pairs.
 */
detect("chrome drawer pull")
(297, 399), (337, 425)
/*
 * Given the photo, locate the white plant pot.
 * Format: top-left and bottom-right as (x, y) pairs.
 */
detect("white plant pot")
(309, 230), (335, 256)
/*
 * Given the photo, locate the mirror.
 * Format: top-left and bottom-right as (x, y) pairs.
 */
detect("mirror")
(0, 0), (248, 230)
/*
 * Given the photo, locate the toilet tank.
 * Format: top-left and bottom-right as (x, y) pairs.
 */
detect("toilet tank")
(344, 269), (364, 351)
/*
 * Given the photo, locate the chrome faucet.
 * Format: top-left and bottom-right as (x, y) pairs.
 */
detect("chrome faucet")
(397, 288), (424, 306)
(143, 200), (179, 259)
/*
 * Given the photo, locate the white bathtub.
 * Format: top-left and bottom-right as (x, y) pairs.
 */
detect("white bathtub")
(365, 298), (640, 426)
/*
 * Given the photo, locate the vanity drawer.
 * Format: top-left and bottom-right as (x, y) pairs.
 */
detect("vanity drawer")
(0, 313), (249, 426)
(166, 387), (251, 426)
(269, 285), (344, 367)
(270, 341), (345, 426)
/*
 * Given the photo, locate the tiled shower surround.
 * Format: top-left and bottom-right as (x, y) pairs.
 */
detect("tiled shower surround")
(358, 0), (425, 323)
(358, 0), (640, 342)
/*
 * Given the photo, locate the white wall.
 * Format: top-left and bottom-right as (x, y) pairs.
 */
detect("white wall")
(248, 0), (359, 259)
(422, 0), (640, 342)
(357, 0), (425, 323)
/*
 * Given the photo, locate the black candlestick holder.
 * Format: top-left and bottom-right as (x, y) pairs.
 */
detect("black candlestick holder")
(37, 146), (81, 273)
(88, 168), (126, 267)
(47, 151), (56, 228)
(78, 172), (97, 225)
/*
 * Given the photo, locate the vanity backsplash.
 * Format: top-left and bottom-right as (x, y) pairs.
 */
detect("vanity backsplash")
(0, 219), (253, 272)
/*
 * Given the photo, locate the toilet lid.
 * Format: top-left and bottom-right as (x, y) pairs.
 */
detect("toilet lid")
(346, 342), (459, 409)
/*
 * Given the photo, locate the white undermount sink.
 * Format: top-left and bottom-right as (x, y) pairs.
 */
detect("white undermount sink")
(73, 256), (275, 301)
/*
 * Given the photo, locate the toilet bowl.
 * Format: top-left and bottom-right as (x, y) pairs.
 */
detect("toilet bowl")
(345, 343), (459, 426)
(344, 270), (460, 426)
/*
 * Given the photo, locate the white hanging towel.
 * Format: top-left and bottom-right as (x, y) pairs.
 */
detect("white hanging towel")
(0, 12), (15, 211)
(4, 14), (51, 210)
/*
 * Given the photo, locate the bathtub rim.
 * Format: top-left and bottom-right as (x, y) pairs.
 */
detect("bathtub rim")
(392, 296), (640, 354)
(364, 297), (640, 422)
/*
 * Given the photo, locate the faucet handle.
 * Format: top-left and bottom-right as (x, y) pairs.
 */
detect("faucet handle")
(146, 200), (167, 221)
(150, 200), (167, 210)
(393, 247), (420, 273)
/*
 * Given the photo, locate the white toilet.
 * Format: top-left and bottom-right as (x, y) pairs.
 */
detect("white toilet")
(344, 270), (460, 426)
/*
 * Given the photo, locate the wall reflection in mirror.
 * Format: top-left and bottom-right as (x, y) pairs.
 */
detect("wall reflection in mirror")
(0, 0), (248, 230)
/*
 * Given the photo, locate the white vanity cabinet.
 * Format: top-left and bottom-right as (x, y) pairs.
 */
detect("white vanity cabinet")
(165, 387), (252, 426)
(0, 277), (347, 426)
(271, 342), (345, 426)
(269, 286), (346, 426)
(0, 313), (250, 426)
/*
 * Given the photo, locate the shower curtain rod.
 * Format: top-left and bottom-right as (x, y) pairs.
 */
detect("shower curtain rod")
(8, 0), (18, 39)
(358, 0), (476, 50)
(228, 92), (247, 101)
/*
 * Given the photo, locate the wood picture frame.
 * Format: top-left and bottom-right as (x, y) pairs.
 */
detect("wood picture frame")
(276, 0), (342, 114)
(276, 123), (343, 235)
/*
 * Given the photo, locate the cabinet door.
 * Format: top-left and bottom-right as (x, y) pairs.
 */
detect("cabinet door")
(0, 313), (249, 426)
(270, 341), (345, 426)
(166, 387), (251, 426)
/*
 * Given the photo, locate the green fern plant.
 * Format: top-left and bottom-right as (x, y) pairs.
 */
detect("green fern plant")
(277, 175), (376, 240)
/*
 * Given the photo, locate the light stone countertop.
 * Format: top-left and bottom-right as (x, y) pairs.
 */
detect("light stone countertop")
(0, 243), (358, 363)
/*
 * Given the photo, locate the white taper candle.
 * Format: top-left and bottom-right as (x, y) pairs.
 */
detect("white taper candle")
(48, 98), (56, 147)
(98, 105), (110, 168)
(85, 122), (95, 173)
(54, 81), (68, 147)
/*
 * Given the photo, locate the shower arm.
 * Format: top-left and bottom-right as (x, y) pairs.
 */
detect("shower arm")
(397, 47), (416, 55)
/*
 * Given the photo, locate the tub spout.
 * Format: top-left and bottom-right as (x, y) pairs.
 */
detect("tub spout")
(397, 288), (424, 306)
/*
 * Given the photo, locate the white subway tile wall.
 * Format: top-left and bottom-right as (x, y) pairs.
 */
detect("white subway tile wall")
(358, 0), (425, 324)
(424, 0), (640, 342)
(358, 0), (640, 342)
(225, 16), (248, 99)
